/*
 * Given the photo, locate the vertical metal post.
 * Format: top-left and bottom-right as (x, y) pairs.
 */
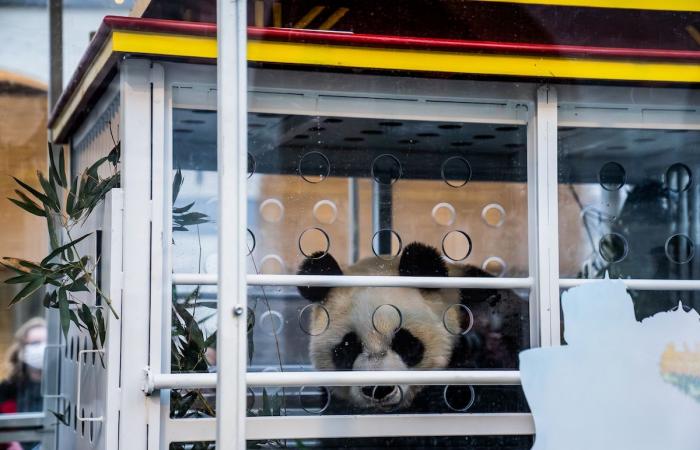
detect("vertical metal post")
(535, 85), (561, 347)
(119, 58), (154, 450)
(48, 0), (63, 109)
(526, 102), (540, 349)
(217, 0), (248, 448)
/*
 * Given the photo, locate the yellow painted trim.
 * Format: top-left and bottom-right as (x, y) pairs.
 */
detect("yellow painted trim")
(112, 31), (700, 83)
(471, 0), (700, 12)
(248, 41), (700, 83)
(112, 30), (217, 59)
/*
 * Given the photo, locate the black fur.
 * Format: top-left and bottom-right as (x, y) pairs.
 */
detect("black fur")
(297, 251), (343, 302)
(391, 328), (424, 367)
(332, 332), (363, 370)
(399, 242), (448, 278)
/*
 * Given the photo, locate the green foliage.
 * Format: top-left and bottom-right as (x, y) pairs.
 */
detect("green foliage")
(2, 138), (120, 352)
(173, 169), (210, 232)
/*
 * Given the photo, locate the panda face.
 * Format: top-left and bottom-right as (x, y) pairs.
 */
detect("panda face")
(298, 242), (464, 410)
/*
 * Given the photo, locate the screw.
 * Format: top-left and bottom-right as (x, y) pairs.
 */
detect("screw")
(233, 306), (244, 317)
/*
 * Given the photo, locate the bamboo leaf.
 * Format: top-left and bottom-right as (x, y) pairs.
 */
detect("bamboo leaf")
(48, 144), (67, 188)
(8, 198), (45, 217)
(37, 171), (61, 212)
(41, 233), (92, 266)
(96, 309), (106, 347)
(58, 147), (67, 187)
(172, 202), (195, 214)
(66, 176), (79, 218)
(58, 290), (70, 338)
(12, 177), (51, 208)
(9, 276), (44, 305)
(10, 190), (46, 217)
(173, 168), (183, 204)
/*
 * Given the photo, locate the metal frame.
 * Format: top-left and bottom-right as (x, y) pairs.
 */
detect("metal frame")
(157, 62), (539, 445)
(216, 1), (249, 449)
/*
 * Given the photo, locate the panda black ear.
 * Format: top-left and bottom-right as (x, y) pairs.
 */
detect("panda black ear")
(297, 252), (343, 302)
(399, 242), (448, 278)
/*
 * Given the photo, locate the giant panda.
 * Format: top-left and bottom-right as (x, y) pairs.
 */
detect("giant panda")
(296, 242), (529, 418)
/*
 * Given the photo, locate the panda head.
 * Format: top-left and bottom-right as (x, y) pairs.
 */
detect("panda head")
(297, 242), (465, 411)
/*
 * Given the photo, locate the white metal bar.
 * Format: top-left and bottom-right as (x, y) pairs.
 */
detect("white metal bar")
(120, 58), (156, 450)
(535, 85), (561, 347)
(147, 62), (167, 450)
(560, 278), (700, 290)
(246, 414), (535, 440)
(172, 273), (533, 289)
(164, 414), (534, 443)
(216, 0), (248, 448)
(146, 370), (521, 393)
(526, 94), (540, 349)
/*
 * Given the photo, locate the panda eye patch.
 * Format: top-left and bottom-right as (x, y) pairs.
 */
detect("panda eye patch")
(332, 332), (363, 370)
(391, 328), (424, 367)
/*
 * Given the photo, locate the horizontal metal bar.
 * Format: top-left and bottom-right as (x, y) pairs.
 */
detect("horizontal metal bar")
(0, 412), (45, 430)
(165, 413), (534, 443)
(145, 370), (521, 394)
(171, 273), (533, 289)
(560, 278), (700, 290)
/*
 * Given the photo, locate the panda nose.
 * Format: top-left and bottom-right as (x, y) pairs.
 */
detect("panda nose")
(361, 385), (396, 401)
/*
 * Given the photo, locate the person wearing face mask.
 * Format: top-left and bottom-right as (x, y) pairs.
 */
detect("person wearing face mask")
(0, 317), (46, 415)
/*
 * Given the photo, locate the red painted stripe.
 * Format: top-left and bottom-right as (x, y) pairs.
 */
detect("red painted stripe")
(248, 27), (700, 61)
(50, 16), (700, 129)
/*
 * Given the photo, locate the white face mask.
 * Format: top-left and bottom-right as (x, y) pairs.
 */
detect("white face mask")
(21, 343), (45, 370)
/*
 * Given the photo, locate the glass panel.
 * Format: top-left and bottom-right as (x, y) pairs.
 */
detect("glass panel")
(171, 105), (531, 418)
(559, 127), (700, 287)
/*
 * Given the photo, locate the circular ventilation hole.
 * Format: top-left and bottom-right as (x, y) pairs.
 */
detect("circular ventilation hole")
(598, 162), (626, 191)
(665, 163), (693, 193)
(259, 310), (284, 336)
(371, 229), (402, 260)
(299, 304), (330, 336)
(259, 199), (284, 223)
(473, 134), (495, 140)
(378, 121), (403, 127)
(298, 227), (330, 258)
(441, 156), (472, 188)
(481, 203), (506, 227)
(324, 118), (343, 123)
(598, 233), (628, 263)
(246, 229), (256, 255)
(299, 386), (332, 414)
(260, 254), (286, 274)
(442, 231), (473, 262)
(444, 385), (476, 412)
(247, 387), (256, 411)
(438, 124), (461, 130)
(371, 154), (402, 185)
(495, 126), (518, 132)
(299, 151), (331, 183)
(482, 256), (507, 277)
(443, 303), (474, 335)
(665, 234), (695, 264)
(417, 132), (439, 138)
(432, 203), (456, 226)
(313, 200), (338, 225)
(398, 139), (419, 145)
(372, 304), (403, 336)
